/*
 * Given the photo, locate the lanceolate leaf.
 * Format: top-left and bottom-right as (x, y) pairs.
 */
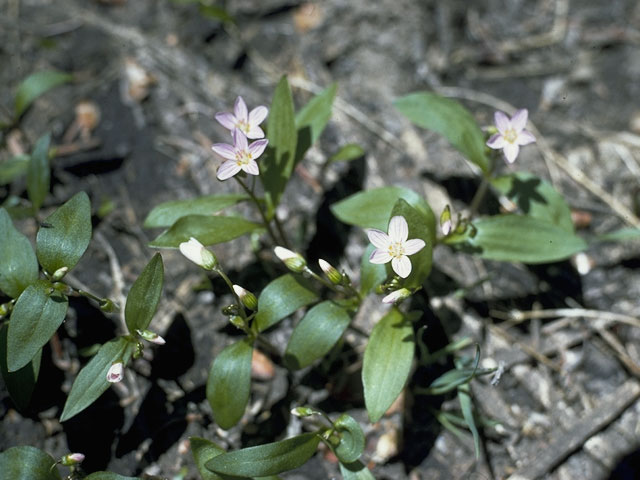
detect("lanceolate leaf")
(331, 186), (436, 233)
(255, 274), (318, 332)
(284, 301), (351, 369)
(339, 460), (376, 480)
(36, 191), (92, 273)
(0, 154), (30, 185)
(0, 324), (41, 411)
(207, 338), (253, 430)
(26, 133), (51, 211)
(143, 194), (249, 228)
(0, 208), (38, 298)
(124, 253), (164, 334)
(394, 92), (491, 174)
(15, 70), (73, 119)
(149, 215), (262, 248)
(190, 437), (228, 480)
(261, 76), (298, 219)
(458, 383), (481, 459)
(593, 228), (640, 243)
(363, 308), (415, 422)
(491, 172), (573, 232)
(329, 144), (365, 164)
(334, 414), (365, 464)
(60, 337), (135, 422)
(294, 83), (337, 164)
(7, 280), (68, 372)
(0, 446), (61, 480)
(360, 244), (387, 294)
(83, 474), (141, 480)
(444, 215), (587, 263)
(205, 433), (321, 477)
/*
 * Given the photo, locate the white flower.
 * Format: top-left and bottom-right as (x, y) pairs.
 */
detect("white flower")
(106, 362), (124, 383)
(232, 284), (258, 310)
(367, 216), (426, 278)
(136, 329), (166, 345)
(215, 96), (268, 139)
(212, 130), (269, 180)
(274, 246), (306, 272)
(179, 237), (217, 270)
(486, 109), (536, 164)
(318, 259), (342, 284)
(382, 288), (411, 304)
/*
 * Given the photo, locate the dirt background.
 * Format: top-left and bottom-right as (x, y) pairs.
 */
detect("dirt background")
(2, 0), (640, 479)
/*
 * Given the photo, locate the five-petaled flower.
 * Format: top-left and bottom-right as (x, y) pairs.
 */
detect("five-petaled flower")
(486, 109), (536, 164)
(367, 216), (426, 278)
(212, 130), (269, 180)
(106, 362), (124, 383)
(216, 96), (268, 139)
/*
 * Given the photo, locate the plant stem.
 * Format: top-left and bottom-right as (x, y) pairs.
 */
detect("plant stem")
(234, 176), (282, 246)
(469, 176), (490, 217)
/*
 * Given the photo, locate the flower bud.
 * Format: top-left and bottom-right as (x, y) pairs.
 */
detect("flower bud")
(106, 362), (124, 383)
(51, 266), (69, 281)
(229, 315), (245, 329)
(133, 341), (144, 359)
(233, 284), (258, 310)
(179, 237), (218, 270)
(0, 302), (12, 318)
(222, 304), (240, 316)
(61, 453), (85, 466)
(291, 406), (317, 418)
(318, 259), (342, 285)
(136, 329), (166, 345)
(440, 205), (452, 236)
(274, 246), (306, 273)
(382, 288), (411, 305)
(99, 298), (118, 313)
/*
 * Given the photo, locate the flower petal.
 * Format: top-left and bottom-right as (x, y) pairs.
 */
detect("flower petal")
(511, 109), (528, 132)
(211, 143), (237, 160)
(503, 143), (520, 163)
(249, 106), (268, 126)
(246, 125), (265, 139)
(215, 112), (237, 131)
(388, 216), (408, 243)
(494, 111), (510, 134)
(233, 129), (248, 150)
(217, 160), (242, 180)
(403, 238), (426, 255)
(248, 139), (269, 159)
(242, 159), (260, 176)
(234, 96), (248, 122)
(367, 229), (391, 249)
(517, 130), (536, 146)
(369, 248), (392, 264)
(392, 256), (412, 278)
(486, 133), (505, 149)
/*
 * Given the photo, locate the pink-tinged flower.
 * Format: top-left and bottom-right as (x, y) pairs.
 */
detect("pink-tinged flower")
(382, 288), (411, 304)
(212, 130), (268, 180)
(136, 329), (166, 345)
(106, 362), (124, 383)
(367, 216), (426, 278)
(215, 96), (268, 139)
(61, 453), (85, 466)
(486, 109), (536, 164)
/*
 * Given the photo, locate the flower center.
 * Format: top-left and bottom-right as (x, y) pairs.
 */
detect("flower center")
(388, 242), (405, 258)
(235, 150), (252, 166)
(236, 120), (251, 135)
(503, 127), (518, 144)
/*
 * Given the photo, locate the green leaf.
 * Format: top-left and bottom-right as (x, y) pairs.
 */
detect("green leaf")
(334, 414), (365, 464)
(7, 280), (68, 372)
(198, 4), (235, 23)
(261, 76), (298, 219)
(124, 254), (164, 334)
(0, 446), (61, 480)
(339, 460), (375, 480)
(294, 83), (337, 164)
(190, 437), (231, 480)
(26, 133), (51, 211)
(360, 244), (387, 294)
(593, 228), (640, 243)
(423, 347), (491, 395)
(458, 383), (481, 459)
(207, 338), (253, 430)
(84, 474), (141, 480)
(390, 198), (434, 288)
(205, 433), (321, 477)
(149, 215), (262, 248)
(255, 274), (319, 332)
(284, 301), (351, 369)
(491, 172), (573, 232)
(329, 144), (364, 164)
(363, 308), (415, 422)
(0, 154), (30, 185)
(15, 70), (73, 119)
(60, 337), (135, 422)
(0, 208), (38, 298)
(36, 191), (92, 273)
(0, 324), (41, 411)
(445, 215), (587, 263)
(331, 186), (436, 233)
(394, 92), (491, 174)
(143, 194), (248, 228)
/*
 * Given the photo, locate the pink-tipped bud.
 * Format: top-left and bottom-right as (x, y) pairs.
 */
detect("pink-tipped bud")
(179, 237), (217, 270)
(382, 288), (411, 305)
(318, 259), (342, 285)
(61, 453), (85, 466)
(440, 205), (452, 236)
(233, 284), (258, 310)
(106, 362), (124, 383)
(136, 329), (166, 345)
(274, 246), (306, 273)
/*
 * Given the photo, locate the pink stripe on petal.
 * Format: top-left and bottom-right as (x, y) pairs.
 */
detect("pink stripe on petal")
(486, 133), (505, 149)
(511, 109), (528, 132)
(234, 96), (248, 122)
(367, 229), (391, 249)
(212, 143), (237, 160)
(249, 106), (268, 126)
(517, 130), (536, 146)
(233, 130), (249, 150)
(388, 216), (408, 243)
(494, 111), (510, 134)
(215, 112), (237, 131)
(217, 161), (242, 180)
(392, 256), (412, 278)
(503, 143), (519, 163)
(369, 248), (392, 264)
(246, 125), (265, 139)
(249, 139), (269, 158)
(243, 160), (260, 176)
(404, 238), (426, 255)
